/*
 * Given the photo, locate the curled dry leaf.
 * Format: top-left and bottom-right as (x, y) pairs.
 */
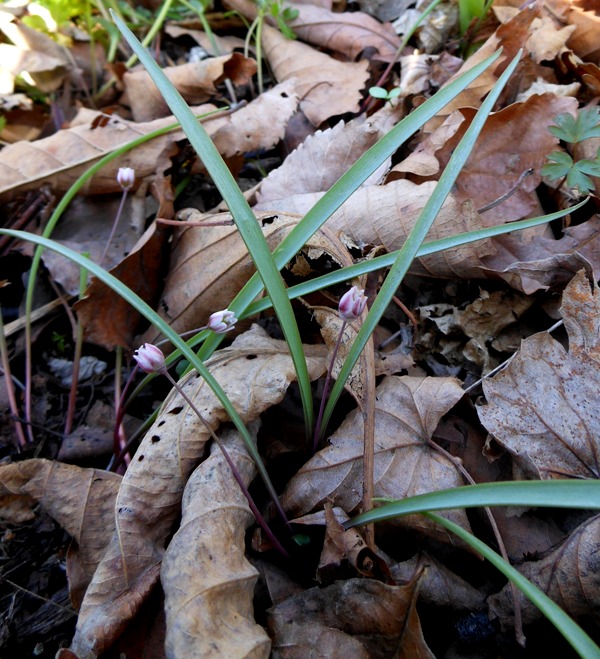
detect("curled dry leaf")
(478, 270), (600, 479)
(261, 24), (369, 127)
(0, 105), (211, 202)
(425, 6), (539, 132)
(488, 514), (600, 628)
(257, 106), (400, 204)
(123, 53), (257, 122)
(267, 576), (434, 658)
(75, 219), (172, 350)
(286, 2), (401, 62)
(68, 325), (326, 658)
(161, 426), (270, 658)
(257, 179), (495, 279)
(0, 459), (121, 609)
(209, 79), (299, 158)
(281, 376), (472, 545)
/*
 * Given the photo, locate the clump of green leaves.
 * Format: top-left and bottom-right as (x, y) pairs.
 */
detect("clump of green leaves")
(542, 107), (600, 196)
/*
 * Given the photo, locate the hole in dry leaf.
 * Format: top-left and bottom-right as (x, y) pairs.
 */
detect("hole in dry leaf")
(151, 435), (161, 443)
(260, 214), (277, 226)
(138, 455), (144, 461)
(246, 354), (257, 360)
(157, 420), (165, 427)
(168, 406), (184, 415)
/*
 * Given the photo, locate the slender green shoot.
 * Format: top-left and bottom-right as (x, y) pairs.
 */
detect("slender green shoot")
(3, 230), (289, 528)
(318, 50), (522, 439)
(427, 512), (600, 659)
(111, 9), (315, 437)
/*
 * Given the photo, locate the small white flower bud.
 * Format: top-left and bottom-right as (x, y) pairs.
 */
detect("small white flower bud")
(134, 343), (165, 373)
(207, 309), (237, 334)
(338, 286), (367, 321)
(117, 166), (135, 191)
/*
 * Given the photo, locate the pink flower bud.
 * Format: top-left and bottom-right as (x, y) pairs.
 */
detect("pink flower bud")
(117, 167), (135, 191)
(134, 343), (165, 373)
(207, 309), (238, 333)
(338, 286), (367, 320)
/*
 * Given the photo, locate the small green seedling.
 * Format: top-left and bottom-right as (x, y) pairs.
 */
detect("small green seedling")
(368, 86), (401, 103)
(542, 107), (600, 196)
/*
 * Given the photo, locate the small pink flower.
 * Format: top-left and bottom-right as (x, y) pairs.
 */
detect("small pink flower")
(134, 343), (165, 373)
(207, 309), (237, 333)
(338, 286), (367, 321)
(117, 167), (135, 191)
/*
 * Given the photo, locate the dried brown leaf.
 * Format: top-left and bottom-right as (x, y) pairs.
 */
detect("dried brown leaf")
(257, 106), (400, 204)
(488, 514), (600, 627)
(210, 79), (299, 157)
(123, 53), (257, 122)
(140, 211), (354, 346)
(68, 326), (326, 658)
(74, 219), (172, 350)
(257, 179), (495, 279)
(161, 427), (270, 658)
(261, 24), (370, 127)
(0, 459), (121, 609)
(478, 270), (600, 479)
(281, 376), (472, 545)
(0, 106), (212, 202)
(286, 2), (401, 62)
(267, 577), (434, 658)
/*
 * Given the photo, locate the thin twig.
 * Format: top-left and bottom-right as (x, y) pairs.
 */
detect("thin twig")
(477, 169), (534, 214)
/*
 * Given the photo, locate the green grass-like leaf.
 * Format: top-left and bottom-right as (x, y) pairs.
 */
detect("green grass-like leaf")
(1, 229), (288, 526)
(317, 50), (522, 438)
(426, 512), (600, 659)
(197, 49), (504, 368)
(344, 480), (600, 527)
(110, 10), (315, 436)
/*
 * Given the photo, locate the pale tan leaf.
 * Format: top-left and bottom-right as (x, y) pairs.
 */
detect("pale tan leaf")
(566, 0), (600, 64)
(68, 326), (327, 658)
(140, 211), (354, 346)
(281, 376), (471, 544)
(286, 2), (401, 62)
(0, 20), (71, 93)
(0, 105), (214, 202)
(478, 270), (600, 479)
(268, 577), (434, 658)
(261, 24), (370, 127)
(210, 80), (299, 158)
(161, 427), (270, 658)
(488, 514), (600, 627)
(123, 53), (257, 122)
(256, 179), (495, 279)
(257, 106), (400, 204)
(0, 459), (121, 608)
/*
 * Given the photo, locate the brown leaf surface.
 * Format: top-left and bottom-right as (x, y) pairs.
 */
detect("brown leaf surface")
(268, 577), (434, 659)
(123, 53), (257, 122)
(261, 24), (370, 127)
(257, 179), (495, 279)
(140, 211), (354, 346)
(281, 376), (472, 544)
(161, 426), (270, 658)
(424, 94), (578, 224)
(0, 106), (211, 202)
(478, 270), (600, 479)
(488, 514), (600, 627)
(0, 459), (121, 609)
(209, 79), (299, 157)
(69, 326), (327, 658)
(286, 2), (401, 62)
(74, 219), (172, 350)
(257, 106), (400, 204)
